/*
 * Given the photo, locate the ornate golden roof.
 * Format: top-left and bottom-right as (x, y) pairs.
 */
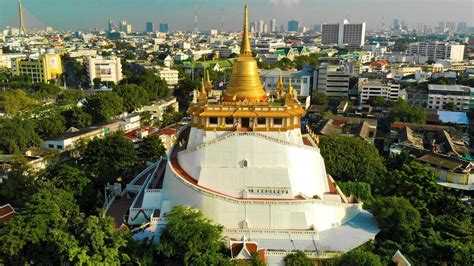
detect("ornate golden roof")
(222, 3), (267, 103)
(205, 70), (212, 93)
(276, 69), (284, 98)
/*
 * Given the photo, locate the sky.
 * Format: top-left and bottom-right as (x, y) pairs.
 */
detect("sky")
(0, 0), (473, 31)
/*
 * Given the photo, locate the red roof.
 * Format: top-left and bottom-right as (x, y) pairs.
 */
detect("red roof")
(158, 128), (177, 136)
(370, 60), (389, 67)
(332, 119), (346, 126)
(0, 204), (16, 224)
(124, 127), (157, 141)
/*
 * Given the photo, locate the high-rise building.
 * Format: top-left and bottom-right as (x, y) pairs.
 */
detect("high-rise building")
(159, 23), (169, 33)
(120, 20), (128, 32)
(407, 42), (465, 62)
(122, 4), (379, 263)
(438, 21), (446, 32)
(125, 24), (132, 34)
(108, 20), (115, 32)
(270, 19), (277, 32)
(313, 24), (321, 32)
(288, 19), (299, 32)
(263, 24), (268, 33)
(12, 52), (63, 83)
(457, 22), (467, 33)
(146, 22), (154, 33)
(257, 20), (264, 33)
(392, 19), (400, 30)
(321, 20), (366, 48)
(85, 56), (123, 86)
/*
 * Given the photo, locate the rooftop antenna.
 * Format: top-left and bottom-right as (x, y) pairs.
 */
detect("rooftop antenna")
(194, 0), (198, 32)
(18, 0), (27, 35)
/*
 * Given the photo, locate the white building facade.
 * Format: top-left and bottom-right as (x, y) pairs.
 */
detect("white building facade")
(314, 62), (350, 97)
(85, 56), (123, 85)
(359, 80), (401, 104)
(427, 84), (474, 111)
(260, 68), (312, 96)
(407, 42), (465, 62)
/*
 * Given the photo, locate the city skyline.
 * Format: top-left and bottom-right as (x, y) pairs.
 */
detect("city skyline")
(0, 0), (473, 31)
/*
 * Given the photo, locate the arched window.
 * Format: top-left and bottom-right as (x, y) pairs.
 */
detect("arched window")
(242, 159), (248, 168)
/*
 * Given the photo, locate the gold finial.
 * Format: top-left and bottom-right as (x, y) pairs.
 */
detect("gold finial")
(288, 78), (294, 95)
(198, 78), (207, 102)
(205, 69), (212, 93)
(276, 69), (284, 98)
(240, 2), (252, 56)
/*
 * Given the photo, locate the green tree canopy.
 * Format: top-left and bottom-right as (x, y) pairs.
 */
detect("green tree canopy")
(318, 135), (386, 186)
(0, 117), (42, 154)
(34, 110), (66, 139)
(81, 133), (137, 187)
(138, 134), (166, 162)
(157, 206), (229, 265)
(0, 89), (37, 115)
(57, 89), (85, 106)
(338, 249), (382, 266)
(114, 84), (150, 112)
(313, 91), (328, 105)
(62, 106), (93, 129)
(84, 91), (124, 123)
(284, 251), (313, 266)
(370, 197), (421, 243)
(387, 100), (425, 124)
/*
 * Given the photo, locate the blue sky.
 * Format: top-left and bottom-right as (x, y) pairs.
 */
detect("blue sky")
(0, 0), (473, 31)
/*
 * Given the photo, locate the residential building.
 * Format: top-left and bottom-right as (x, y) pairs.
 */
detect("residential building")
(322, 20), (366, 48)
(137, 96), (179, 120)
(85, 56), (123, 85)
(314, 62), (350, 97)
(407, 42), (465, 62)
(288, 19), (299, 32)
(43, 122), (120, 150)
(213, 45), (240, 58)
(156, 67), (179, 87)
(314, 118), (377, 144)
(270, 19), (277, 32)
(156, 53), (173, 68)
(260, 67), (313, 96)
(359, 79), (401, 104)
(11, 52), (62, 83)
(427, 84), (474, 111)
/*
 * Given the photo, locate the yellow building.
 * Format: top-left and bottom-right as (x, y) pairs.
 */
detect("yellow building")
(11, 53), (63, 83)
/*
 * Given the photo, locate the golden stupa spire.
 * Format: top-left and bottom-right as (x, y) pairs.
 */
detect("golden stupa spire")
(205, 69), (212, 93)
(276, 69), (284, 98)
(198, 78), (208, 102)
(222, 1), (267, 102)
(240, 1), (252, 56)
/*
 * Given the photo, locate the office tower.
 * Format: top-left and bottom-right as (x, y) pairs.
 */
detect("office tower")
(146, 22), (154, 33)
(263, 24), (268, 33)
(438, 21), (446, 32)
(270, 19), (277, 32)
(392, 19), (400, 30)
(288, 20), (299, 32)
(250, 21), (256, 33)
(313, 24), (321, 32)
(125, 24), (132, 34)
(12, 52), (63, 83)
(321, 24), (340, 45)
(258, 20), (264, 33)
(108, 20), (115, 32)
(321, 20), (366, 48)
(159, 23), (169, 33)
(457, 22), (467, 33)
(18, 0), (27, 35)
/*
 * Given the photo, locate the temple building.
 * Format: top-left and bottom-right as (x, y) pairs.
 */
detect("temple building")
(116, 3), (379, 264)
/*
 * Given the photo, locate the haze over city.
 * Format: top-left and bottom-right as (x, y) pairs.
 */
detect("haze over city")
(0, 0), (473, 31)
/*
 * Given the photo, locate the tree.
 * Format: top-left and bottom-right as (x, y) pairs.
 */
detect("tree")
(0, 117), (42, 154)
(31, 83), (62, 101)
(62, 107), (93, 129)
(93, 77), (102, 89)
(158, 105), (182, 128)
(84, 91), (124, 123)
(141, 111), (152, 126)
(157, 206), (229, 265)
(442, 102), (457, 111)
(114, 84), (149, 112)
(174, 78), (200, 111)
(338, 249), (382, 266)
(284, 251), (313, 266)
(318, 135), (386, 186)
(0, 89), (37, 115)
(369, 197), (421, 243)
(313, 92), (328, 105)
(0, 156), (37, 208)
(337, 181), (373, 201)
(138, 135), (166, 162)
(57, 89), (85, 106)
(387, 100), (425, 124)
(34, 110), (66, 139)
(81, 133), (137, 187)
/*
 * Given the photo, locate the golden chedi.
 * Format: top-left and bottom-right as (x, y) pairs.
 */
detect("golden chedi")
(222, 4), (267, 102)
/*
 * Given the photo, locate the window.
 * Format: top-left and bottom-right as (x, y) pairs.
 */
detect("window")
(273, 118), (283, 125)
(242, 159), (248, 168)
(257, 117), (266, 125)
(241, 118), (250, 128)
(209, 117), (218, 125)
(225, 117), (233, 125)
(56, 145), (63, 149)
(48, 144), (54, 148)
